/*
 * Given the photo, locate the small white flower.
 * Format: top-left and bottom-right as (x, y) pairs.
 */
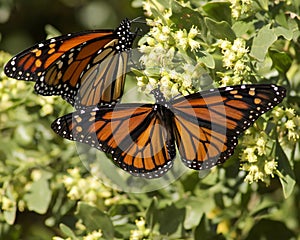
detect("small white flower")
(162, 25), (171, 34)
(220, 75), (232, 86)
(285, 108), (295, 118)
(189, 39), (200, 51)
(264, 159), (277, 176)
(244, 147), (258, 162)
(188, 26), (199, 38)
(285, 119), (295, 130)
(149, 77), (157, 85)
(218, 39), (232, 51)
(234, 60), (246, 73)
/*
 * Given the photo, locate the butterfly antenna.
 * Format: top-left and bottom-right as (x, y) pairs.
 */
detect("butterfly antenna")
(131, 16), (146, 24)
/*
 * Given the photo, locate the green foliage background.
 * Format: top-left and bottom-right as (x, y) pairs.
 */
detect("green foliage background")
(0, 0), (300, 239)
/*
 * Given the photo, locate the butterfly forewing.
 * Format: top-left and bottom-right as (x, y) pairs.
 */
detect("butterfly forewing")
(4, 31), (113, 81)
(51, 104), (175, 178)
(4, 19), (136, 109)
(171, 84), (286, 170)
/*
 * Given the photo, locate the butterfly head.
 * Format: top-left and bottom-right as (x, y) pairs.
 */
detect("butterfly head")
(150, 87), (169, 107)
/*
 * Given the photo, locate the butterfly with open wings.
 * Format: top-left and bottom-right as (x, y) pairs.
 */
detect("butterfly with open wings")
(51, 84), (286, 178)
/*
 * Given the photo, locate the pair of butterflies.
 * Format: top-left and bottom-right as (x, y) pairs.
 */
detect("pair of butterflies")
(5, 19), (286, 178)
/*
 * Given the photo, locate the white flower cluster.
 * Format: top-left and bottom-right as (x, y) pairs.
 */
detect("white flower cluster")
(136, 8), (203, 98)
(240, 131), (278, 185)
(217, 38), (251, 86)
(229, 0), (253, 19)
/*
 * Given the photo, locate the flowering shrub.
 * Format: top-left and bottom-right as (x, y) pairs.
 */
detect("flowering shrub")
(0, 0), (300, 239)
(135, 0), (299, 192)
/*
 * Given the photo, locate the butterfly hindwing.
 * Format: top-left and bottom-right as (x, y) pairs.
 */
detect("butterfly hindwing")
(170, 84), (286, 170)
(51, 104), (175, 178)
(4, 19), (136, 109)
(172, 114), (231, 170)
(36, 38), (129, 108)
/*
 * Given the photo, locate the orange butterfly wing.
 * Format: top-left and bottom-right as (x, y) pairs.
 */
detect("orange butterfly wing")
(51, 104), (175, 178)
(170, 84), (286, 170)
(5, 31), (114, 80)
(52, 84), (286, 178)
(5, 19), (136, 108)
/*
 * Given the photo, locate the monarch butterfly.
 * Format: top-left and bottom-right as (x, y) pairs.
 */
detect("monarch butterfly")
(4, 18), (137, 109)
(51, 84), (286, 178)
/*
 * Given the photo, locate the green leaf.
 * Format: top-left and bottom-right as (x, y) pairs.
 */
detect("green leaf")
(144, 0), (170, 20)
(202, 1), (232, 24)
(157, 204), (185, 236)
(276, 141), (296, 198)
(275, 10), (289, 28)
(76, 202), (114, 240)
(274, 26), (293, 40)
(171, 1), (202, 29)
(59, 223), (79, 240)
(3, 208), (16, 225)
(183, 200), (204, 229)
(269, 50), (292, 74)
(131, 68), (146, 77)
(249, 199), (278, 217)
(3, 187), (17, 225)
(205, 17), (236, 42)
(194, 215), (219, 240)
(24, 172), (52, 214)
(246, 219), (295, 239)
(14, 124), (34, 146)
(145, 197), (159, 229)
(114, 224), (136, 239)
(250, 24), (277, 61)
(197, 51), (215, 69)
(232, 21), (255, 37)
(256, 0), (269, 11)
(176, 194), (215, 229)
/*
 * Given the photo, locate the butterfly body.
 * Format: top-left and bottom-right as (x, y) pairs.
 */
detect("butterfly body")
(4, 19), (137, 109)
(51, 84), (286, 178)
